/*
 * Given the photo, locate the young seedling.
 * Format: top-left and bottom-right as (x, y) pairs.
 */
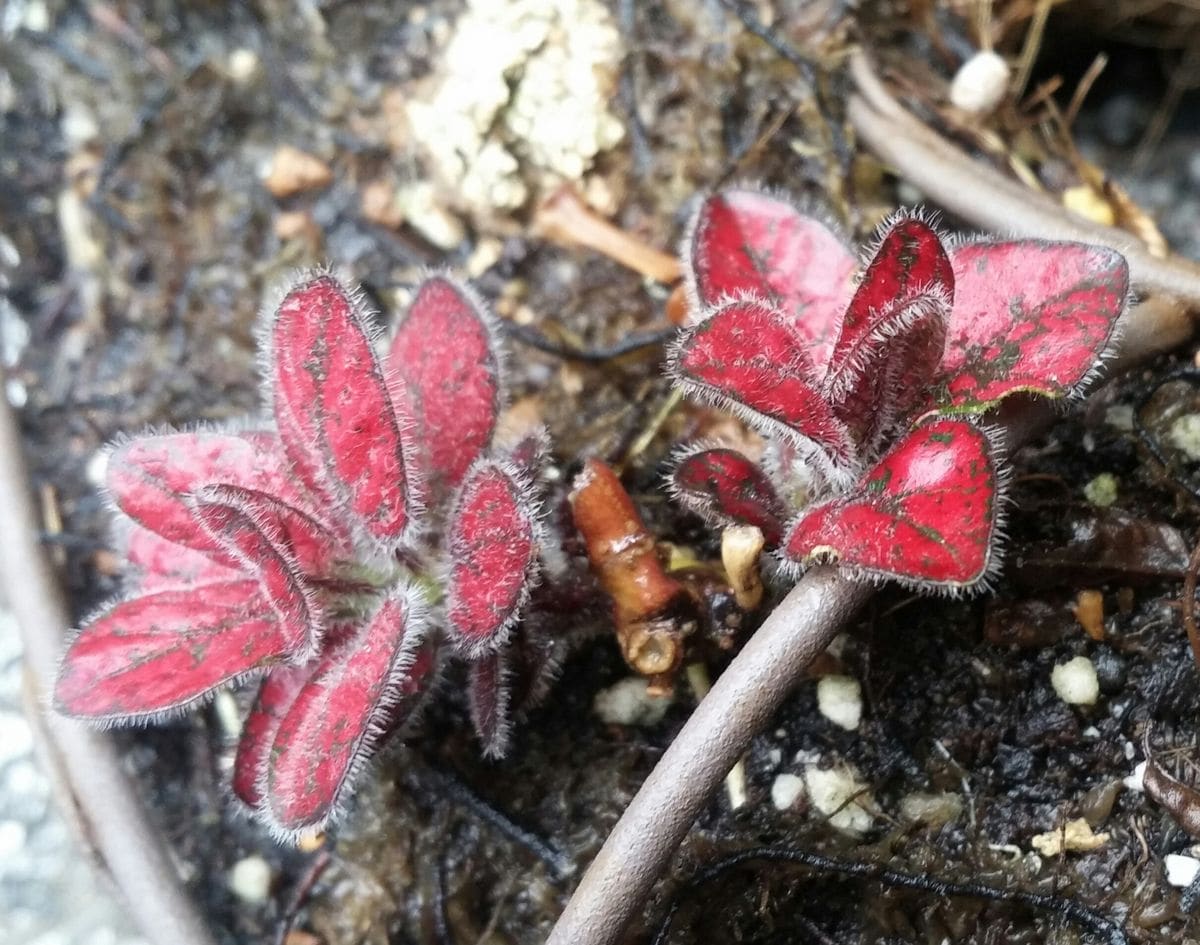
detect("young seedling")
(55, 272), (550, 839)
(668, 188), (1129, 593)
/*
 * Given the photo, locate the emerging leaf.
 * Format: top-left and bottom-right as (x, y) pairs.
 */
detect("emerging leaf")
(670, 298), (856, 470)
(686, 188), (855, 366)
(389, 275), (502, 498)
(191, 499), (321, 662)
(468, 650), (512, 759)
(56, 580), (299, 722)
(445, 460), (539, 654)
(783, 419), (1000, 592)
(123, 524), (241, 592)
(936, 241), (1129, 412)
(670, 447), (787, 546)
(232, 661), (318, 810)
(270, 274), (413, 545)
(107, 432), (301, 567)
(264, 586), (426, 837)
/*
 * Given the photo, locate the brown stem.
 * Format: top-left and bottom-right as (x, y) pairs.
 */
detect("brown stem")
(545, 52), (1200, 945)
(0, 368), (217, 945)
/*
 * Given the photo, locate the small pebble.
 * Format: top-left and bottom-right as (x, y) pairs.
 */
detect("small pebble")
(228, 855), (272, 903)
(899, 791), (963, 827)
(593, 677), (671, 727)
(1169, 414), (1200, 461)
(1124, 760), (1147, 793)
(803, 764), (875, 836)
(816, 675), (862, 731)
(1083, 473), (1118, 508)
(1166, 853), (1200, 888)
(949, 50), (1011, 114)
(1051, 656), (1100, 706)
(1031, 818), (1109, 856)
(263, 145), (333, 198)
(770, 773), (805, 811)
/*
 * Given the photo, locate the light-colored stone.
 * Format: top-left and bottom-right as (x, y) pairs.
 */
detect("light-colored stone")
(262, 145), (332, 198)
(949, 51), (1011, 114)
(1083, 473), (1118, 508)
(770, 773), (805, 811)
(1051, 656), (1100, 706)
(593, 677), (671, 727)
(1030, 818), (1109, 856)
(1170, 414), (1200, 461)
(899, 791), (963, 827)
(802, 763), (875, 836)
(816, 675), (863, 731)
(1166, 853), (1200, 887)
(228, 855), (272, 903)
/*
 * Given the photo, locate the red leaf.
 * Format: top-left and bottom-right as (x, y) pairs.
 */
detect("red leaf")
(264, 586), (426, 837)
(55, 580), (299, 722)
(686, 188), (854, 366)
(783, 419), (1000, 592)
(197, 484), (346, 579)
(670, 298), (856, 471)
(468, 650), (512, 759)
(269, 273), (413, 545)
(123, 524), (242, 592)
(937, 241), (1129, 412)
(191, 499), (322, 662)
(670, 447), (787, 546)
(445, 460), (539, 654)
(388, 275), (502, 498)
(107, 432), (305, 566)
(232, 662), (317, 810)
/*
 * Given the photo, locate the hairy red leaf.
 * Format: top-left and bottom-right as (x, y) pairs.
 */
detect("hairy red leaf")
(270, 273), (412, 545)
(108, 432), (303, 566)
(264, 587), (426, 837)
(670, 447), (787, 546)
(232, 661), (317, 810)
(191, 499), (321, 662)
(783, 419), (1000, 592)
(123, 524), (241, 592)
(56, 580), (299, 722)
(936, 241), (1128, 412)
(468, 650), (512, 759)
(670, 298), (856, 470)
(686, 189), (854, 366)
(197, 484), (345, 579)
(389, 275), (501, 498)
(445, 461), (539, 654)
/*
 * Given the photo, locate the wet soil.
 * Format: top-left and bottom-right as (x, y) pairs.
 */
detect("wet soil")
(4, 2), (1200, 944)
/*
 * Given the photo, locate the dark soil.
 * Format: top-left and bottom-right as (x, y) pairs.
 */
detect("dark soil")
(5, 2), (1200, 944)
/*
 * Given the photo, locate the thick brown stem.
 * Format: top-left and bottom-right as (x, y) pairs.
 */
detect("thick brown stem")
(0, 369), (217, 945)
(546, 53), (1200, 945)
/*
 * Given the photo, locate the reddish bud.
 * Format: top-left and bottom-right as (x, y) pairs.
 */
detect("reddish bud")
(686, 188), (854, 366)
(56, 580), (298, 722)
(670, 447), (787, 546)
(269, 273), (413, 546)
(937, 241), (1129, 412)
(468, 650), (512, 759)
(264, 587), (427, 837)
(445, 460), (539, 654)
(232, 661), (318, 810)
(783, 419), (1001, 593)
(389, 275), (502, 499)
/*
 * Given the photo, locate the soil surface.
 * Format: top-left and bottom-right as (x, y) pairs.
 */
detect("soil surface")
(5, 2), (1200, 944)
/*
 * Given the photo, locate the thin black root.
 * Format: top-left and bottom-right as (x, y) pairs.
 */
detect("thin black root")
(651, 845), (1127, 945)
(502, 322), (679, 364)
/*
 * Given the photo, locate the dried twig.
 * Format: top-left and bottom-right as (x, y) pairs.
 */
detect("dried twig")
(545, 50), (1200, 945)
(0, 367), (216, 945)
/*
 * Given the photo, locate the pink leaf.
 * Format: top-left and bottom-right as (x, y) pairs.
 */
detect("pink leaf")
(669, 298), (856, 470)
(107, 432), (305, 566)
(670, 447), (787, 546)
(269, 273), (413, 545)
(445, 460), (539, 655)
(191, 499), (322, 662)
(388, 275), (502, 497)
(232, 662), (318, 810)
(55, 580), (299, 722)
(783, 419), (1000, 592)
(937, 241), (1129, 412)
(686, 188), (855, 366)
(196, 484), (346, 579)
(123, 524), (242, 592)
(264, 586), (426, 837)
(468, 650), (512, 759)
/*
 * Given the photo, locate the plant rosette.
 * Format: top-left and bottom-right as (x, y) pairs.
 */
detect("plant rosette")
(55, 272), (551, 840)
(667, 187), (1129, 594)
